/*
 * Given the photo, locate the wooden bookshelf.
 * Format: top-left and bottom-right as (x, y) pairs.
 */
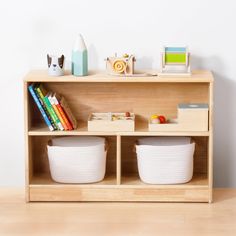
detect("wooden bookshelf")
(24, 70), (214, 202)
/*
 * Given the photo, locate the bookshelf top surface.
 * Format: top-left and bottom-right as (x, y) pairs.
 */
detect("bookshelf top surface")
(24, 70), (214, 83)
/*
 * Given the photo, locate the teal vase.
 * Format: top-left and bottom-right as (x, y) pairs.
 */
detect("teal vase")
(72, 34), (88, 76)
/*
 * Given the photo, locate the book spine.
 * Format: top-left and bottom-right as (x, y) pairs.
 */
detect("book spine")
(43, 96), (64, 131)
(60, 96), (78, 129)
(48, 96), (68, 130)
(53, 94), (73, 130)
(28, 85), (54, 131)
(35, 86), (58, 130)
(34, 88), (57, 130)
(56, 104), (73, 130)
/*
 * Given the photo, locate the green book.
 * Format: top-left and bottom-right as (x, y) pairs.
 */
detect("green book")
(36, 84), (64, 131)
(33, 84), (57, 130)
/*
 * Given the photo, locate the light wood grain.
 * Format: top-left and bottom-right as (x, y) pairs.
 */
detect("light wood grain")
(28, 173), (209, 202)
(24, 70), (214, 82)
(28, 123), (210, 136)
(29, 186), (209, 202)
(116, 135), (121, 185)
(1, 188), (236, 236)
(24, 81), (30, 202)
(121, 173), (208, 188)
(150, 104), (209, 132)
(31, 173), (117, 186)
(28, 82), (209, 129)
(30, 172), (207, 189)
(24, 70), (214, 202)
(208, 82), (214, 202)
(88, 113), (135, 132)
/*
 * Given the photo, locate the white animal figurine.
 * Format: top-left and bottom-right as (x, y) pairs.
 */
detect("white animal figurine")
(47, 54), (65, 76)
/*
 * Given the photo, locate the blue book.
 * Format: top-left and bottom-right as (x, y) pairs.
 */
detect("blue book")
(33, 84), (58, 130)
(28, 84), (54, 131)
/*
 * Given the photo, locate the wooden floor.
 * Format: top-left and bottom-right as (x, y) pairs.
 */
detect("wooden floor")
(0, 189), (236, 236)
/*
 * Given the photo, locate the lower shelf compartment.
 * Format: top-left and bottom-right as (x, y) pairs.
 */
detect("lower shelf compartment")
(28, 173), (210, 202)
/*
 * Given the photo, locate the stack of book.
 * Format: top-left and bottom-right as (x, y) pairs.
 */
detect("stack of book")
(28, 83), (77, 131)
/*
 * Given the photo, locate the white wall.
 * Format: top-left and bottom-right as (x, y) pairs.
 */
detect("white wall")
(0, 0), (235, 187)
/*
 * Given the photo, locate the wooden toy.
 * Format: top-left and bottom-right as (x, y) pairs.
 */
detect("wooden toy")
(150, 114), (166, 124)
(125, 112), (131, 118)
(158, 115), (166, 124)
(178, 104), (208, 130)
(151, 118), (160, 124)
(149, 104), (208, 131)
(88, 112), (135, 131)
(105, 54), (135, 76)
(151, 114), (158, 120)
(159, 46), (191, 76)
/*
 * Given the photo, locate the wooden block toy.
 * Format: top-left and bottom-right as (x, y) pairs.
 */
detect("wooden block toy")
(88, 112), (135, 131)
(159, 46), (191, 76)
(149, 103), (208, 132)
(178, 104), (208, 131)
(105, 54), (136, 76)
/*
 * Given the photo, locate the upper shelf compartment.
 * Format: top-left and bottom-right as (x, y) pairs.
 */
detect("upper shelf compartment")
(27, 77), (211, 133)
(24, 70), (214, 83)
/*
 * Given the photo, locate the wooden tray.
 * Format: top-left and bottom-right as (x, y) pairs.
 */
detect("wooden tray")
(149, 104), (209, 132)
(88, 113), (135, 132)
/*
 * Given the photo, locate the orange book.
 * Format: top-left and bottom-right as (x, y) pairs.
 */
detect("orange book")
(52, 93), (73, 130)
(48, 93), (69, 130)
(59, 95), (78, 129)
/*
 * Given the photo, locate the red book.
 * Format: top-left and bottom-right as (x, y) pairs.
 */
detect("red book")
(59, 95), (78, 129)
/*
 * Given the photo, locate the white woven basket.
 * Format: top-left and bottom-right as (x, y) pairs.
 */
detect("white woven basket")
(47, 136), (107, 184)
(136, 137), (195, 184)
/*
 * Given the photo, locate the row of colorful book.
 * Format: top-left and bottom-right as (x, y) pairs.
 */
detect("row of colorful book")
(28, 83), (77, 131)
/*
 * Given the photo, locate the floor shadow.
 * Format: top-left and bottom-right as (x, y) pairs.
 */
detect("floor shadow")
(213, 189), (236, 203)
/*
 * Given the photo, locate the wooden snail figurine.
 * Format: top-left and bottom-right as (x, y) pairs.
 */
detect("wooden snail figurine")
(105, 53), (136, 75)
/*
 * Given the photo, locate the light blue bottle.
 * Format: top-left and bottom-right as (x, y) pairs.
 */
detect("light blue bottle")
(72, 34), (88, 76)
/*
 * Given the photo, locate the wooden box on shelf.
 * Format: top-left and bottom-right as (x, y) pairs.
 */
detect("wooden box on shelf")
(178, 104), (208, 131)
(24, 70), (214, 203)
(88, 112), (135, 132)
(149, 103), (209, 132)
